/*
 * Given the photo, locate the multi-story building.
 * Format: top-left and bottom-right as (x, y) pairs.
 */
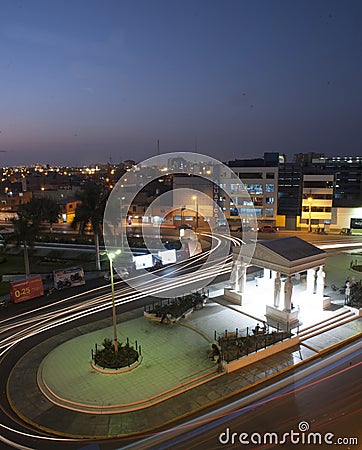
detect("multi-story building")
(223, 153), (279, 227)
(300, 174), (334, 231)
(284, 155), (362, 232)
(224, 152), (361, 232)
(277, 161), (303, 229)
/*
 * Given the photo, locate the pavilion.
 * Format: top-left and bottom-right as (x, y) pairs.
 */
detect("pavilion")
(225, 236), (328, 329)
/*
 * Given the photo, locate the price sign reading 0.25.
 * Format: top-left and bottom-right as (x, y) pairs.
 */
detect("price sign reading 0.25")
(14, 287), (31, 299)
(10, 276), (44, 303)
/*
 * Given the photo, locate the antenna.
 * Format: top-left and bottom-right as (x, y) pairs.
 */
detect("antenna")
(157, 139), (160, 155)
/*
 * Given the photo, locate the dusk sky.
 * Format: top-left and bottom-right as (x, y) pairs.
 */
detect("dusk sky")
(0, 0), (361, 166)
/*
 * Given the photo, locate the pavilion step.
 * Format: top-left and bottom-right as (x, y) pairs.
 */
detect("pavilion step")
(299, 310), (358, 341)
(298, 309), (353, 336)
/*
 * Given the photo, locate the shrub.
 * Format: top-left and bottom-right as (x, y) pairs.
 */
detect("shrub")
(93, 338), (139, 369)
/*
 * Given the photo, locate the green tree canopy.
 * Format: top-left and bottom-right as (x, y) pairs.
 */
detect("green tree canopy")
(11, 214), (39, 278)
(18, 197), (60, 229)
(72, 181), (109, 270)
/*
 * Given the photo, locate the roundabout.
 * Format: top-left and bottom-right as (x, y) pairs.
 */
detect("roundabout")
(7, 311), (219, 435)
(1, 235), (361, 448)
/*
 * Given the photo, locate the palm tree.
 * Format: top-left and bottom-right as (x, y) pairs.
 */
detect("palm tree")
(72, 182), (107, 271)
(11, 215), (39, 278)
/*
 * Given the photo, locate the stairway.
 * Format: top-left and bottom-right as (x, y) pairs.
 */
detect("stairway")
(298, 308), (358, 342)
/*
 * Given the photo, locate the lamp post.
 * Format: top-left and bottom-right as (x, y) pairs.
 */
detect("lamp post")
(120, 196), (125, 251)
(192, 195), (198, 229)
(307, 196), (313, 233)
(181, 205), (185, 227)
(107, 249), (121, 353)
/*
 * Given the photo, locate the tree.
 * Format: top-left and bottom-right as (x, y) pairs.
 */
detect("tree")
(11, 215), (39, 278)
(18, 197), (60, 232)
(72, 182), (107, 271)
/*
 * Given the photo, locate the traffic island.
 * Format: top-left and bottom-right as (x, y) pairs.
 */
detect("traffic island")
(31, 315), (216, 417)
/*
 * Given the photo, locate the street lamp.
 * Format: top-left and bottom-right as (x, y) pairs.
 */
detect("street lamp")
(192, 195), (199, 229)
(120, 196), (125, 251)
(181, 205), (186, 227)
(307, 197), (313, 232)
(107, 249), (121, 353)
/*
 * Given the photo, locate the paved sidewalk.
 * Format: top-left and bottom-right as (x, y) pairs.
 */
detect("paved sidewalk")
(7, 292), (361, 439)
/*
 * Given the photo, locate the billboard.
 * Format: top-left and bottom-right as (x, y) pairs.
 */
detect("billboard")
(10, 275), (44, 303)
(53, 266), (85, 290)
(158, 249), (177, 265)
(133, 254), (153, 270)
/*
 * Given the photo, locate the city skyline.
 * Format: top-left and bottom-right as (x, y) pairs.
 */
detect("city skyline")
(0, 0), (361, 167)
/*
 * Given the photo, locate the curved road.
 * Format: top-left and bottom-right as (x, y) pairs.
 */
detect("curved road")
(0, 233), (360, 449)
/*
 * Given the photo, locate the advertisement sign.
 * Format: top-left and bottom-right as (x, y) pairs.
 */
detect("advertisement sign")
(133, 254), (154, 270)
(10, 275), (44, 303)
(158, 249), (177, 265)
(53, 266), (85, 290)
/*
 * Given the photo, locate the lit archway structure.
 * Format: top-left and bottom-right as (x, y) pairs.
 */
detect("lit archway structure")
(227, 236), (327, 329)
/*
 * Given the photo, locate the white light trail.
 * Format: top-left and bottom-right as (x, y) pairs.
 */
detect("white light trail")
(0, 233), (240, 446)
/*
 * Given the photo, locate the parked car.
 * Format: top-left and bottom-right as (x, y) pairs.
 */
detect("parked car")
(104, 267), (129, 281)
(339, 228), (352, 235)
(259, 225), (278, 233)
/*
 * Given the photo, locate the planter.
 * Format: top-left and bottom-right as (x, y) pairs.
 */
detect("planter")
(144, 306), (199, 323)
(143, 311), (163, 322)
(91, 356), (143, 374)
(144, 291), (207, 324)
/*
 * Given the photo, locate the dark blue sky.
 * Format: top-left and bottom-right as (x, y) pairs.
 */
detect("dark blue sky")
(0, 0), (361, 166)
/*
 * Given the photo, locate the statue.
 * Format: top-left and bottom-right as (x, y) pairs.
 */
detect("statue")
(274, 273), (281, 308)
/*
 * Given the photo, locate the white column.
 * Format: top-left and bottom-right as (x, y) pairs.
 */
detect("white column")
(307, 268), (316, 295)
(229, 258), (238, 290)
(316, 265), (325, 299)
(274, 272), (281, 308)
(237, 263), (247, 294)
(284, 275), (293, 312)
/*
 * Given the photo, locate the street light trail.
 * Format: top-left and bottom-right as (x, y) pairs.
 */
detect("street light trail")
(0, 251), (234, 354)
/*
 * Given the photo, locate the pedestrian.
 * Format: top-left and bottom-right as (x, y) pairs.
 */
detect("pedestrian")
(262, 321), (268, 333)
(209, 343), (220, 361)
(216, 356), (224, 373)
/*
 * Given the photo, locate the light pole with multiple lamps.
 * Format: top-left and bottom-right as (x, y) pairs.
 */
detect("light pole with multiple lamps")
(107, 249), (121, 353)
(119, 195), (125, 251)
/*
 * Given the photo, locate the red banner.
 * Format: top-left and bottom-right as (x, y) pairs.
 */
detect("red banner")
(10, 275), (44, 303)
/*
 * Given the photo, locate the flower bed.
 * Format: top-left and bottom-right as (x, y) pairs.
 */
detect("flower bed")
(92, 338), (140, 370)
(218, 330), (292, 363)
